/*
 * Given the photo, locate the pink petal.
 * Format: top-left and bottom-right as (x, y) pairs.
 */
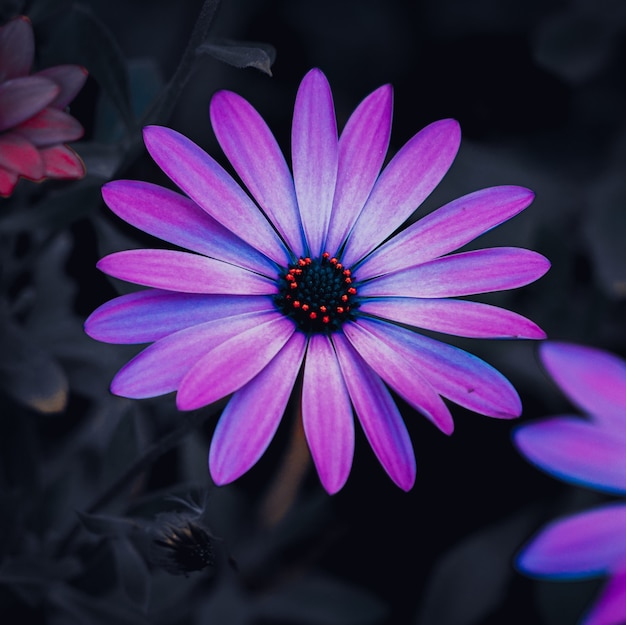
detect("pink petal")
(517, 503), (626, 579)
(0, 17), (34, 80)
(291, 68), (338, 257)
(302, 334), (354, 494)
(332, 334), (415, 490)
(0, 166), (18, 196)
(97, 249), (276, 295)
(359, 297), (546, 339)
(102, 180), (277, 276)
(40, 145), (85, 178)
(0, 132), (43, 179)
(540, 342), (626, 428)
(0, 76), (59, 131)
(358, 247), (550, 298)
(85, 290), (275, 344)
(356, 185), (535, 280)
(36, 65), (88, 109)
(209, 332), (307, 484)
(210, 90), (305, 256)
(142, 125), (290, 266)
(111, 310), (278, 398)
(341, 119), (461, 267)
(513, 417), (626, 494)
(325, 84), (393, 255)
(352, 317), (521, 418)
(15, 108), (84, 146)
(583, 567), (626, 625)
(176, 315), (296, 410)
(343, 321), (454, 434)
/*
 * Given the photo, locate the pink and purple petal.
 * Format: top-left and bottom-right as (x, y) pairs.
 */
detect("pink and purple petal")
(210, 90), (305, 256)
(359, 297), (546, 339)
(302, 334), (354, 494)
(341, 118), (461, 267)
(540, 342), (626, 428)
(325, 84), (393, 255)
(40, 145), (85, 178)
(97, 249), (277, 295)
(111, 310), (278, 398)
(352, 317), (521, 418)
(356, 185), (535, 279)
(0, 17), (34, 80)
(0, 76), (59, 131)
(291, 68), (338, 256)
(36, 65), (88, 109)
(102, 181), (277, 276)
(0, 132), (43, 179)
(358, 247), (550, 298)
(516, 503), (626, 579)
(143, 125), (290, 266)
(15, 107), (84, 146)
(0, 166), (18, 196)
(343, 320), (454, 434)
(176, 315), (295, 410)
(85, 290), (276, 344)
(513, 416), (626, 494)
(209, 332), (307, 484)
(582, 567), (626, 625)
(333, 334), (415, 490)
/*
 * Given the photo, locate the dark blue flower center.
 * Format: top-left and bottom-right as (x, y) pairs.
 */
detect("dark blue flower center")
(275, 253), (358, 333)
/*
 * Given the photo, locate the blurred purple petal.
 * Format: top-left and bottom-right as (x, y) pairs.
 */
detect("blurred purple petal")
(176, 316), (295, 410)
(210, 90), (305, 256)
(302, 334), (354, 494)
(583, 568), (626, 625)
(15, 108), (84, 146)
(0, 17), (33, 80)
(36, 65), (88, 109)
(357, 185), (535, 279)
(0, 132), (43, 178)
(0, 76), (59, 131)
(342, 119), (461, 266)
(360, 297), (546, 339)
(97, 249), (276, 295)
(210, 332), (307, 484)
(102, 181), (277, 276)
(333, 334), (415, 490)
(325, 84), (393, 254)
(0, 166), (18, 196)
(292, 68), (338, 256)
(358, 248), (550, 298)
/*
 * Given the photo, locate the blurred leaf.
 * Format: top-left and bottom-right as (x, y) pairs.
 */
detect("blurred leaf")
(256, 574), (388, 625)
(415, 509), (538, 625)
(101, 407), (140, 485)
(112, 538), (151, 609)
(197, 39), (276, 76)
(77, 511), (140, 538)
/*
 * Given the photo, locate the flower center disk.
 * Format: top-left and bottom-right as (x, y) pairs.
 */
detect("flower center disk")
(275, 253), (358, 333)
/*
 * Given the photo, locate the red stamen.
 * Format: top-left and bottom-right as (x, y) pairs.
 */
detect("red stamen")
(348, 287), (357, 295)
(343, 269), (351, 276)
(302, 304), (309, 312)
(293, 301), (301, 308)
(309, 312), (317, 320)
(336, 306), (344, 314)
(286, 274), (295, 282)
(322, 316), (330, 324)
(344, 277), (352, 284)
(322, 252), (330, 259)
(330, 257), (338, 265)
(319, 306), (327, 313)
(341, 295), (348, 302)
(290, 282), (298, 289)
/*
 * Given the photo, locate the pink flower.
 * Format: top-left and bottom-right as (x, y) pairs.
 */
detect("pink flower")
(85, 68), (549, 493)
(0, 16), (86, 197)
(514, 342), (626, 625)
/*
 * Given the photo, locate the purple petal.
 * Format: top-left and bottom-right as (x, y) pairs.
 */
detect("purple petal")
(85, 290), (275, 344)
(341, 119), (461, 266)
(176, 316), (296, 410)
(325, 85), (393, 255)
(0, 76), (59, 131)
(356, 186), (535, 279)
(97, 249), (276, 295)
(0, 17), (34, 80)
(517, 503), (626, 579)
(358, 247), (550, 298)
(209, 332), (307, 484)
(513, 417), (626, 494)
(40, 144), (84, 179)
(359, 297), (546, 339)
(540, 342), (626, 428)
(111, 310), (278, 398)
(36, 65), (88, 109)
(332, 334), (415, 490)
(291, 69), (338, 257)
(102, 180), (277, 276)
(142, 125), (290, 266)
(302, 334), (354, 494)
(343, 321), (454, 434)
(352, 317), (521, 418)
(0, 132), (43, 178)
(583, 567), (626, 625)
(15, 108), (83, 146)
(210, 90), (305, 256)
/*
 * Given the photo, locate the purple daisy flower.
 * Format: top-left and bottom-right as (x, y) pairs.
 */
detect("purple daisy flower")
(85, 68), (549, 493)
(514, 342), (626, 625)
(0, 16), (86, 197)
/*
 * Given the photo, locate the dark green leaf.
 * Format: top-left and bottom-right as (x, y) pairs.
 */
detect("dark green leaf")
(197, 39), (276, 76)
(77, 511), (140, 538)
(112, 538), (151, 609)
